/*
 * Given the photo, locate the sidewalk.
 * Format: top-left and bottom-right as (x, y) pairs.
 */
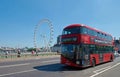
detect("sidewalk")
(0, 54), (60, 62)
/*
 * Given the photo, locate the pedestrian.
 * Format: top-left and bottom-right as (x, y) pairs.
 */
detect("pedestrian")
(17, 50), (21, 57)
(5, 51), (8, 58)
(31, 50), (35, 56)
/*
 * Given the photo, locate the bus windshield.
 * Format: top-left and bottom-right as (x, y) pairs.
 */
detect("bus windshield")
(61, 44), (76, 59)
(62, 27), (80, 35)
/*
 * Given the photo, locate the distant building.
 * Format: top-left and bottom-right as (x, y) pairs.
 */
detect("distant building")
(57, 35), (61, 44)
(51, 35), (61, 52)
(114, 38), (120, 52)
(51, 44), (61, 52)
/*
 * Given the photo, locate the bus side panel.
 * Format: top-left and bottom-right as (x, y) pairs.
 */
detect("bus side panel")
(103, 53), (113, 62)
(90, 54), (100, 65)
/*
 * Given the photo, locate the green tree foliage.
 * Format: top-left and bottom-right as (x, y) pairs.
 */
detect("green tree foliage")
(27, 48), (36, 52)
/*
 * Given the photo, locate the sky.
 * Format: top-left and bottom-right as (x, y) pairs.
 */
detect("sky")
(0, 0), (120, 48)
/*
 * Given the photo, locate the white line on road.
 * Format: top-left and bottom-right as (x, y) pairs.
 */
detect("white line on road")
(0, 69), (36, 77)
(0, 63), (30, 68)
(90, 62), (120, 77)
(41, 60), (59, 63)
(93, 66), (111, 73)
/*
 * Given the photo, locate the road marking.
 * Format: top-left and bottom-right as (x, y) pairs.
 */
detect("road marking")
(0, 59), (59, 76)
(90, 62), (120, 77)
(0, 59), (59, 68)
(93, 66), (111, 73)
(41, 60), (59, 63)
(0, 63), (30, 68)
(0, 69), (36, 77)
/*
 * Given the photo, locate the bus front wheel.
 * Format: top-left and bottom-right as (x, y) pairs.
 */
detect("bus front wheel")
(110, 56), (113, 62)
(92, 59), (96, 67)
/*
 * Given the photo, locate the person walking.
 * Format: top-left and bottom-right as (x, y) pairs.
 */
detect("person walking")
(17, 50), (21, 57)
(5, 51), (8, 58)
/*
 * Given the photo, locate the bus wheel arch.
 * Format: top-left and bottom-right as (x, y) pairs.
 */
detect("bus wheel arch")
(91, 57), (96, 67)
(110, 55), (113, 62)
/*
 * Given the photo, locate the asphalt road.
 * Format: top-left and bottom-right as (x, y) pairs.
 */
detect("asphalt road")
(0, 56), (120, 77)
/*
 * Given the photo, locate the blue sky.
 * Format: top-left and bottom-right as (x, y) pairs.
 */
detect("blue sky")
(0, 0), (120, 48)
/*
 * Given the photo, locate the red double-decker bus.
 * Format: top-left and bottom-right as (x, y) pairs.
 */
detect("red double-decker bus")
(61, 24), (114, 67)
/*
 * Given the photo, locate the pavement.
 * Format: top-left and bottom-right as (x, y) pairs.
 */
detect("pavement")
(0, 54), (60, 62)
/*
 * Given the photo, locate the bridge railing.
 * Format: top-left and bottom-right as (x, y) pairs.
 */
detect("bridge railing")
(0, 52), (59, 60)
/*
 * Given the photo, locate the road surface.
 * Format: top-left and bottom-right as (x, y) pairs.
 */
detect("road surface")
(0, 56), (120, 77)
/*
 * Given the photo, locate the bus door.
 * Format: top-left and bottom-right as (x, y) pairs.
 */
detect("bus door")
(74, 45), (84, 66)
(81, 44), (90, 66)
(98, 46), (103, 63)
(74, 45), (80, 64)
(99, 51), (103, 63)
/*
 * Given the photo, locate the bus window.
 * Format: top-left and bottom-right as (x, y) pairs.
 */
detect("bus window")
(62, 27), (80, 35)
(89, 45), (96, 54)
(81, 27), (88, 34)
